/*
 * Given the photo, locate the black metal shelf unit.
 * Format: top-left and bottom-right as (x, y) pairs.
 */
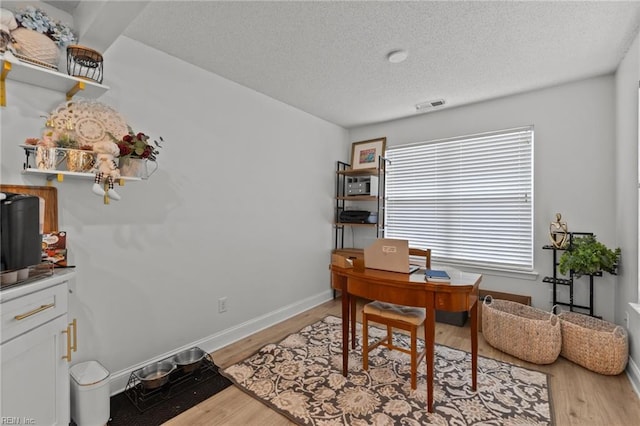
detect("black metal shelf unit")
(334, 157), (387, 251)
(542, 231), (602, 317)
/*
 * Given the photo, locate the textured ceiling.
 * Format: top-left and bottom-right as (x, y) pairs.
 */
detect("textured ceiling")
(54, 1), (640, 128)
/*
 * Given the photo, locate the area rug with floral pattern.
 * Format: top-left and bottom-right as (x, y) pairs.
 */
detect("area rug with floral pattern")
(221, 315), (553, 425)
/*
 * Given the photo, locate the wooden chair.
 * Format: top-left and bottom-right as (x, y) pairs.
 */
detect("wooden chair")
(362, 248), (431, 389)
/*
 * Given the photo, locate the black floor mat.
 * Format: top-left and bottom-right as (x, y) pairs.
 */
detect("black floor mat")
(108, 368), (232, 426)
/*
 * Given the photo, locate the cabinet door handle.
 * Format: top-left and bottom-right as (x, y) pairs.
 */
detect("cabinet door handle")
(62, 323), (72, 362)
(14, 303), (55, 320)
(70, 318), (77, 353)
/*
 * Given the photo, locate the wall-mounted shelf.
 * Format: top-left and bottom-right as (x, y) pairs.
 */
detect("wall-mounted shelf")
(1, 54), (109, 106)
(21, 145), (140, 205)
(22, 168), (139, 205)
(22, 168), (141, 183)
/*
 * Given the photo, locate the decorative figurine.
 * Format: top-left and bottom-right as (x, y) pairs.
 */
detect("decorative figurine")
(91, 140), (121, 201)
(549, 213), (569, 249)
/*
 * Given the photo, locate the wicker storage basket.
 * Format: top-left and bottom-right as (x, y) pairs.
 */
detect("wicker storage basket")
(482, 296), (561, 364)
(558, 311), (628, 375)
(11, 27), (60, 69)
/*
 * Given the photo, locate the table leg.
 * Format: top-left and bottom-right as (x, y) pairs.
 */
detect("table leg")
(341, 282), (350, 377)
(426, 301), (435, 413)
(350, 296), (357, 349)
(470, 299), (478, 391)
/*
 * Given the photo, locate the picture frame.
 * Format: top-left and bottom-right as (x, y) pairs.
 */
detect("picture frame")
(350, 137), (386, 170)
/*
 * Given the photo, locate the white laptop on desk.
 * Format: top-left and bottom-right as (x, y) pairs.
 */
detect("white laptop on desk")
(364, 238), (420, 274)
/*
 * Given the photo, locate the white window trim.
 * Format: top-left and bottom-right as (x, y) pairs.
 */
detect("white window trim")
(637, 84), (640, 306)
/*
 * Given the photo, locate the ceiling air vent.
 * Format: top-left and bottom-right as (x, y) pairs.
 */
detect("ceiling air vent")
(415, 99), (445, 111)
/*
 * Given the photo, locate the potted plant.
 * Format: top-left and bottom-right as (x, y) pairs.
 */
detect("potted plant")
(558, 234), (621, 278)
(112, 127), (164, 178)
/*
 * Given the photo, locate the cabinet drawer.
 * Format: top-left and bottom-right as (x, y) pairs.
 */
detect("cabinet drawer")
(1, 282), (68, 344)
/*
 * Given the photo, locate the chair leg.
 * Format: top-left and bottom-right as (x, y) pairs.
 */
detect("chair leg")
(410, 325), (417, 389)
(362, 310), (426, 392)
(350, 297), (357, 349)
(423, 322), (428, 387)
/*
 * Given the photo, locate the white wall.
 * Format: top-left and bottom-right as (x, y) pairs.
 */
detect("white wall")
(3, 6), (636, 395)
(0, 36), (348, 392)
(615, 28), (640, 393)
(349, 76), (618, 320)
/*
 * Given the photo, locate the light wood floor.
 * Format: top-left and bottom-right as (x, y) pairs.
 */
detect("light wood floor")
(166, 298), (640, 425)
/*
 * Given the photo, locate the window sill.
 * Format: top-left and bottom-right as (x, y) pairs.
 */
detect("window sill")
(630, 302), (640, 316)
(435, 262), (539, 281)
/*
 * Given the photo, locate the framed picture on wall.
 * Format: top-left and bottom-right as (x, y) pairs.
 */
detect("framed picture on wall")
(350, 137), (386, 170)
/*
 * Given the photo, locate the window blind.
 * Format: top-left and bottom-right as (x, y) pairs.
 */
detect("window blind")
(385, 126), (534, 271)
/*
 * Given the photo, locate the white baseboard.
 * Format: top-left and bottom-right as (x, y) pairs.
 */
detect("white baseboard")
(627, 355), (640, 399)
(108, 289), (334, 395)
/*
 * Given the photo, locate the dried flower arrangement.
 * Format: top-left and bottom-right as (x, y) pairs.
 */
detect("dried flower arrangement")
(113, 127), (164, 162)
(13, 6), (77, 47)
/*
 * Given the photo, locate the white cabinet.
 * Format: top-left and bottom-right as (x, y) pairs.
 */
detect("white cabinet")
(1, 315), (69, 424)
(0, 272), (75, 425)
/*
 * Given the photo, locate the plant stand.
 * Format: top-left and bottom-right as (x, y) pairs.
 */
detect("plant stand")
(542, 232), (602, 317)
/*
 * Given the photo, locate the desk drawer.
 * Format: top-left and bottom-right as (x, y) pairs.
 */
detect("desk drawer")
(1, 282), (68, 344)
(435, 293), (469, 312)
(435, 293), (450, 309)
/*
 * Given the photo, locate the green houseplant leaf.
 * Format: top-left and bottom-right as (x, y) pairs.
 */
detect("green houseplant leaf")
(558, 235), (621, 278)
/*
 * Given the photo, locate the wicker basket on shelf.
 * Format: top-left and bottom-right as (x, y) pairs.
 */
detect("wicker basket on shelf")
(66, 45), (103, 83)
(11, 27), (60, 69)
(482, 296), (561, 364)
(558, 311), (628, 375)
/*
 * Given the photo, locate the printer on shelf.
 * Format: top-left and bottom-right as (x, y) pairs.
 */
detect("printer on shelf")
(339, 210), (377, 224)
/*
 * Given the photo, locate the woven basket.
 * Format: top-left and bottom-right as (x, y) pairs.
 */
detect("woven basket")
(482, 297), (561, 364)
(11, 27), (60, 68)
(558, 311), (628, 375)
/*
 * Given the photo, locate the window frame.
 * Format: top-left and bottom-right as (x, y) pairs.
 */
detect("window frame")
(384, 126), (534, 274)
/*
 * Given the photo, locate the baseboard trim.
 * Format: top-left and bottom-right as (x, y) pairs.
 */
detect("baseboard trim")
(108, 289), (334, 395)
(627, 355), (640, 399)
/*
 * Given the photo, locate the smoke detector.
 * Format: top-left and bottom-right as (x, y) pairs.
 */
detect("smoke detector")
(387, 49), (408, 63)
(415, 99), (446, 111)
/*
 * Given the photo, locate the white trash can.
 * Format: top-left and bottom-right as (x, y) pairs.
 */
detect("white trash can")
(70, 360), (110, 426)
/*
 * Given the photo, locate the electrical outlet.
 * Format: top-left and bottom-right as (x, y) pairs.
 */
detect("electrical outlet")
(218, 297), (228, 313)
(624, 311), (630, 329)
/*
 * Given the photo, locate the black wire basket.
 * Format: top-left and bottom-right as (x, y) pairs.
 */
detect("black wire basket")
(66, 45), (104, 84)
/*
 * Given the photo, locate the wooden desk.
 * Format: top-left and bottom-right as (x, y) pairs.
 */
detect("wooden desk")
(330, 265), (482, 413)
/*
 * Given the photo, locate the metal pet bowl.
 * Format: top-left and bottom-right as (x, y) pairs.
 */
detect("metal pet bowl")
(173, 347), (206, 373)
(134, 360), (176, 389)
